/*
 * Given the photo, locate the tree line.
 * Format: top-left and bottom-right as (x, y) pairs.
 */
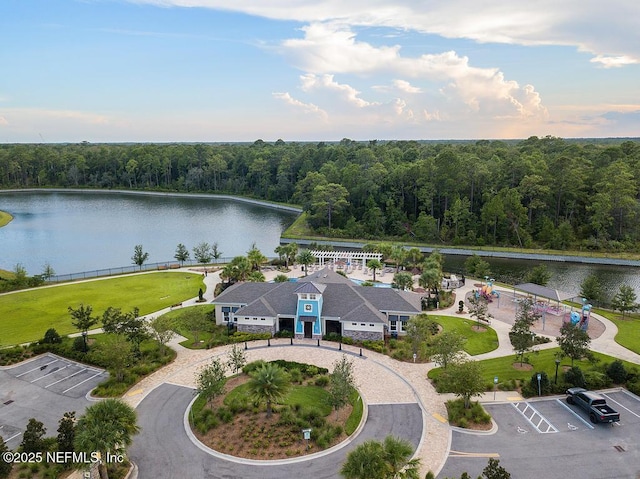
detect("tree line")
(2, 136), (640, 252)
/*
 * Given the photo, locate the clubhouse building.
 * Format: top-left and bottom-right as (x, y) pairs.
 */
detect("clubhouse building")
(214, 268), (422, 341)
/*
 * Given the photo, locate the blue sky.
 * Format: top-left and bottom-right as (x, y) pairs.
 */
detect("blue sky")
(1, 0), (638, 142)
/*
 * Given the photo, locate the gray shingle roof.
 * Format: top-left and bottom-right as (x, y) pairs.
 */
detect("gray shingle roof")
(214, 267), (422, 324)
(294, 282), (326, 294)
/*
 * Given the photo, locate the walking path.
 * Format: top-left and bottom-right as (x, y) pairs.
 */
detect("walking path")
(114, 265), (640, 477)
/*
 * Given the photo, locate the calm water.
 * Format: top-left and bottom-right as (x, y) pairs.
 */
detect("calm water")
(444, 256), (640, 304)
(0, 191), (298, 276)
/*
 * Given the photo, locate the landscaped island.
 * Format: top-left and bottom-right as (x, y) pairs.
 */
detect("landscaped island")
(0, 209), (13, 227)
(190, 359), (363, 459)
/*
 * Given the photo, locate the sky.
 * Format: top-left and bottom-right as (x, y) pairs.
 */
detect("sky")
(1, 0), (639, 143)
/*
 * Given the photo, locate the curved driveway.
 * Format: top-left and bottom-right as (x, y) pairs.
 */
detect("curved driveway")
(125, 340), (450, 478)
(129, 383), (422, 479)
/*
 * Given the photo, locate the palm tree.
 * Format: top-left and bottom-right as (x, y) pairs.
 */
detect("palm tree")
(296, 249), (316, 276)
(247, 363), (290, 418)
(285, 243), (298, 268)
(74, 399), (139, 479)
(247, 270), (266, 282)
(392, 272), (414, 291)
(390, 245), (407, 273)
(341, 435), (420, 479)
(367, 259), (383, 282)
(247, 243), (268, 271)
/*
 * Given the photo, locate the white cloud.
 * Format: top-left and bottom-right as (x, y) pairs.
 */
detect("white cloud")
(272, 92), (328, 120)
(393, 80), (422, 94)
(281, 24), (548, 122)
(299, 73), (375, 108)
(590, 55), (639, 68)
(126, 0), (640, 66)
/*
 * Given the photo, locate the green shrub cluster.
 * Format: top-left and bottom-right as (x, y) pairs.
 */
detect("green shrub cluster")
(322, 332), (353, 345)
(445, 398), (491, 428)
(361, 340), (386, 354)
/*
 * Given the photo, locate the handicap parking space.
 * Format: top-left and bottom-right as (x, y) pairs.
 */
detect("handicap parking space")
(440, 390), (640, 479)
(0, 354), (108, 450)
(6, 353), (107, 399)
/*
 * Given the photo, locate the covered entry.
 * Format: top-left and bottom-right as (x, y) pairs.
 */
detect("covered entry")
(325, 320), (342, 336)
(299, 315), (316, 339)
(278, 317), (294, 334)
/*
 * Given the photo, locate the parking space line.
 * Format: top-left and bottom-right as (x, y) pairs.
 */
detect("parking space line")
(621, 389), (640, 403)
(44, 368), (86, 389)
(555, 399), (594, 429)
(602, 393), (640, 419)
(5, 432), (22, 442)
(30, 365), (69, 382)
(15, 359), (59, 377)
(512, 402), (558, 433)
(62, 371), (103, 394)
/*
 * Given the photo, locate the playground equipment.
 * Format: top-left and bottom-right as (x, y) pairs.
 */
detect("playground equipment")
(476, 278), (500, 302)
(565, 298), (592, 331)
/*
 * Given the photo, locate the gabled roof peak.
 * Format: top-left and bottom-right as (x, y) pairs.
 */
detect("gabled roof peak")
(294, 281), (326, 294)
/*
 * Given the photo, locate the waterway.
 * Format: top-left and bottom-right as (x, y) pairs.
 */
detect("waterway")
(1, 190), (639, 303)
(0, 190), (299, 276)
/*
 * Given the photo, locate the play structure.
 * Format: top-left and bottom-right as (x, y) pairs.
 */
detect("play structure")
(476, 278), (500, 302)
(564, 298), (592, 331)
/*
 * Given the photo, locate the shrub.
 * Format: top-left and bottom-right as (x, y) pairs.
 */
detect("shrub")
(289, 369), (303, 384)
(242, 360), (267, 374)
(606, 360), (628, 384)
(73, 336), (87, 352)
(216, 406), (234, 423)
(314, 375), (329, 387)
(322, 332), (342, 343)
(274, 330), (293, 338)
(362, 340), (385, 353)
(445, 398), (491, 427)
(564, 366), (586, 388)
(41, 328), (62, 344)
(584, 371), (611, 390)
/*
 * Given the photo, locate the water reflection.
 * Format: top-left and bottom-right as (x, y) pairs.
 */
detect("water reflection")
(0, 191), (298, 276)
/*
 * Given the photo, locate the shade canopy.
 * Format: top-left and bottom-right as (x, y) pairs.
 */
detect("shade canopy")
(514, 283), (574, 302)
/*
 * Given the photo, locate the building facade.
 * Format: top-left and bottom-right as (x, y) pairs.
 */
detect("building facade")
(214, 268), (422, 341)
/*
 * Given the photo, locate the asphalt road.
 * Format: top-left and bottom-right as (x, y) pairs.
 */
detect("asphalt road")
(0, 354), (107, 449)
(129, 383), (423, 479)
(438, 389), (640, 479)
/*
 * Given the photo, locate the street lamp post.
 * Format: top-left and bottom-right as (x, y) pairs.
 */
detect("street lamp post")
(82, 331), (88, 353)
(555, 358), (561, 384)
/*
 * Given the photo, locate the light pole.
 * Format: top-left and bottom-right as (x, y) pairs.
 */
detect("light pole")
(555, 358), (561, 384)
(82, 331), (88, 353)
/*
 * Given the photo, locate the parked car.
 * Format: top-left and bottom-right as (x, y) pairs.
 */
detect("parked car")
(566, 387), (620, 424)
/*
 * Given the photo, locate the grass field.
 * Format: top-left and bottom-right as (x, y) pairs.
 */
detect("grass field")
(591, 308), (640, 354)
(433, 315), (499, 355)
(0, 209), (13, 227)
(428, 347), (640, 387)
(0, 272), (204, 346)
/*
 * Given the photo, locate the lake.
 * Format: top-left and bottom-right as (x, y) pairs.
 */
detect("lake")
(444, 255), (640, 305)
(1, 190), (639, 303)
(0, 190), (299, 276)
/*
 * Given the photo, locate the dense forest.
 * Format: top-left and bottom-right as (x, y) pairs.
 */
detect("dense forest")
(1, 137), (640, 252)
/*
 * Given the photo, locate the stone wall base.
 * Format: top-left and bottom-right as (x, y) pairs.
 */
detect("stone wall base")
(238, 324), (275, 335)
(343, 330), (383, 342)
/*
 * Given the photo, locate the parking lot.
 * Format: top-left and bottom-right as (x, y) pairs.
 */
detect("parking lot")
(0, 354), (107, 449)
(439, 389), (640, 479)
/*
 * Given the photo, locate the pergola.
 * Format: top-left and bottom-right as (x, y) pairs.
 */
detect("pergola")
(514, 283), (574, 303)
(514, 282), (574, 330)
(310, 250), (382, 269)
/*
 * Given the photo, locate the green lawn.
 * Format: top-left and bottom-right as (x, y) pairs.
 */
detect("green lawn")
(433, 315), (499, 355)
(588, 308), (640, 354)
(428, 347), (640, 387)
(0, 272), (204, 346)
(160, 304), (217, 347)
(225, 383), (332, 415)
